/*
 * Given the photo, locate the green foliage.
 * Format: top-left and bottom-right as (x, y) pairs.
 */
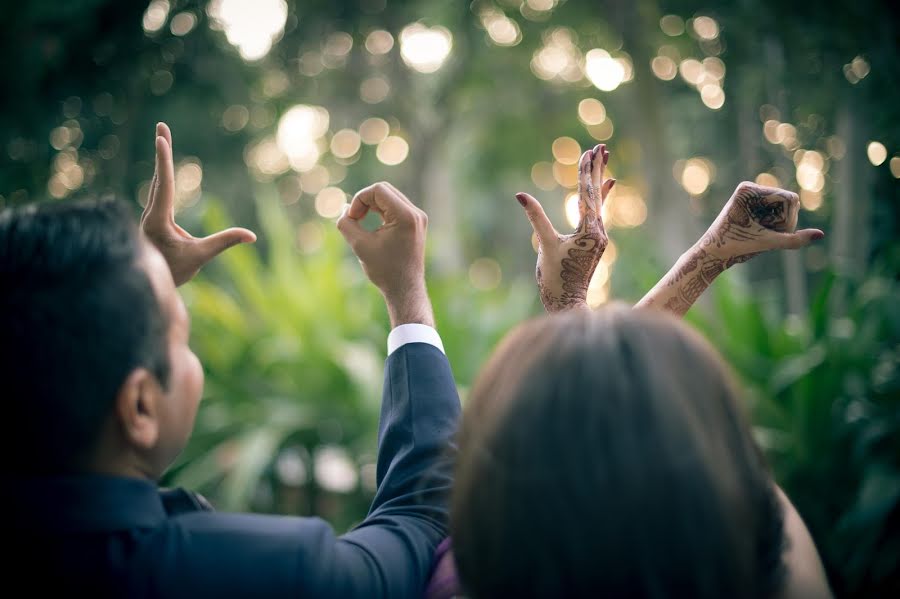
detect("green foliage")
(163, 193), (533, 529)
(689, 269), (900, 595)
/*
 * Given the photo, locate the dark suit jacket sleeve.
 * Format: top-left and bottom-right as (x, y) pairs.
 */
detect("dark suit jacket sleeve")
(339, 341), (461, 595)
(156, 342), (460, 598)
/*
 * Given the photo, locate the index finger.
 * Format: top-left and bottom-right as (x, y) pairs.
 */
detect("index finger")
(147, 135), (176, 223)
(347, 182), (414, 222)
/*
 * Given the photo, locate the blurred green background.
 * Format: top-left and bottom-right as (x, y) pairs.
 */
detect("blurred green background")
(1, 0), (898, 595)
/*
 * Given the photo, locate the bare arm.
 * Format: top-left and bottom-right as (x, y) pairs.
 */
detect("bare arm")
(635, 182), (824, 316)
(775, 486), (833, 598)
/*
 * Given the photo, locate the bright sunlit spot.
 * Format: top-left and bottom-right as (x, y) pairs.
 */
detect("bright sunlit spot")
(400, 24), (453, 73)
(564, 192), (580, 228)
(585, 49), (625, 92)
(276, 105), (329, 172)
(207, 0), (288, 62)
(867, 141), (887, 166)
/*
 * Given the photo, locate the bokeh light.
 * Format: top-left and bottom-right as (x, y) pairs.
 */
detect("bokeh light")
(651, 55), (677, 80)
(359, 118), (390, 145)
(660, 15), (685, 36)
(867, 141), (887, 166)
(679, 158), (713, 195)
(276, 105), (329, 172)
(469, 257), (503, 290)
(531, 161), (557, 191)
(142, 0), (170, 34)
(564, 192), (580, 228)
(578, 98), (606, 125)
(692, 16), (719, 40)
(365, 30), (394, 55)
(400, 24), (453, 73)
(360, 77), (391, 104)
(585, 49), (625, 91)
(376, 136), (409, 165)
(552, 136), (581, 165)
(207, 0), (288, 61)
(315, 187), (347, 219)
(330, 129), (361, 159)
(170, 12), (197, 37)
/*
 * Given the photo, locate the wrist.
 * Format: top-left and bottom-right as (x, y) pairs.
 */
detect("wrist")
(382, 281), (434, 328)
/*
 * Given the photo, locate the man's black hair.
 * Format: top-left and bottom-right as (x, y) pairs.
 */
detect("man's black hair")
(0, 199), (170, 474)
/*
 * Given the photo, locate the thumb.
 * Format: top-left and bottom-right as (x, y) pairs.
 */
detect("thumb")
(515, 192), (557, 245)
(772, 228), (825, 250)
(336, 205), (369, 249)
(197, 227), (257, 261)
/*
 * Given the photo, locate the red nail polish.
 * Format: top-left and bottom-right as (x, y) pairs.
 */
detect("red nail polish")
(516, 193), (528, 207)
(812, 231), (825, 240)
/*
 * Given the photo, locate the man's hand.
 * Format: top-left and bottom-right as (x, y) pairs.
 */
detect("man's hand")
(141, 122), (256, 286)
(516, 144), (615, 312)
(635, 181), (824, 316)
(336, 181), (434, 328)
(699, 181), (824, 266)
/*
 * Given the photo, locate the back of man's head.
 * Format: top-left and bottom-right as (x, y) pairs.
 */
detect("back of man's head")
(0, 199), (169, 475)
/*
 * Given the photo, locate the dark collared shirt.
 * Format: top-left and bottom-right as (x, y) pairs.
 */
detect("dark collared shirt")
(8, 343), (460, 598)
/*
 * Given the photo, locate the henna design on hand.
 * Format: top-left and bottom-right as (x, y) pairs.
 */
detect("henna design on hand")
(534, 145), (610, 312)
(638, 181), (821, 318)
(702, 182), (798, 256)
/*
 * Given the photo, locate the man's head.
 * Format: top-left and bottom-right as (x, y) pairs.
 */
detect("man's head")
(0, 199), (203, 479)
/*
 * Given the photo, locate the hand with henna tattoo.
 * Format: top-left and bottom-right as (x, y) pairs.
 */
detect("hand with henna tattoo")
(516, 144), (616, 312)
(635, 181), (824, 316)
(699, 181), (824, 263)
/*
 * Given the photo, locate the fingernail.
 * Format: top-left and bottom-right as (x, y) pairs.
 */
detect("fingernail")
(610, 179), (616, 188)
(603, 151), (609, 165)
(515, 193), (528, 207)
(811, 231), (825, 240)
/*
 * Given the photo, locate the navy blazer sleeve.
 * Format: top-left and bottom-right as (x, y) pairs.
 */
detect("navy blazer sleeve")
(150, 342), (460, 598)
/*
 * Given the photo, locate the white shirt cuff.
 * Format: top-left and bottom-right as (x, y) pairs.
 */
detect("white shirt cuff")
(387, 323), (445, 356)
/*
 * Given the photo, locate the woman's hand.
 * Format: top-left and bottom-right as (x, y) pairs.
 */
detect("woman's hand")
(699, 181), (824, 267)
(141, 122), (256, 286)
(635, 181), (824, 316)
(516, 144), (615, 312)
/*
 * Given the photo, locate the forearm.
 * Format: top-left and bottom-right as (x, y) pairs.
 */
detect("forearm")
(635, 243), (729, 317)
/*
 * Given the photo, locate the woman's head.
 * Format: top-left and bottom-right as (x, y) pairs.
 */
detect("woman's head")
(451, 305), (784, 598)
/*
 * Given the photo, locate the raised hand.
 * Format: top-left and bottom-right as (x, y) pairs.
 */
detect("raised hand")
(516, 144), (615, 312)
(699, 181), (824, 266)
(141, 122), (256, 286)
(336, 181), (434, 328)
(636, 181), (824, 316)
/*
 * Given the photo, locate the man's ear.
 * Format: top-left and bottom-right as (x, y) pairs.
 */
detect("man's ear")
(115, 368), (162, 450)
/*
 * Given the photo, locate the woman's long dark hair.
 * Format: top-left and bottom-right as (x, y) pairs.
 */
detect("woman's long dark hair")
(451, 306), (785, 598)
